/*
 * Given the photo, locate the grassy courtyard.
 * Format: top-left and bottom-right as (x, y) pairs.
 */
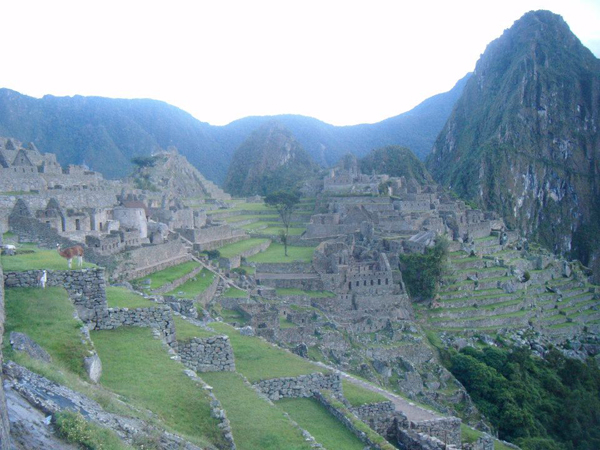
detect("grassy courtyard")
(247, 243), (315, 263)
(218, 238), (270, 259)
(105, 286), (155, 308)
(165, 269), (215, 298)
(135, 261), (200, 291)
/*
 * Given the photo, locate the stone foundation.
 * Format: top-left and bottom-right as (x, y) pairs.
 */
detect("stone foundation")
(96, 307), (176, 347)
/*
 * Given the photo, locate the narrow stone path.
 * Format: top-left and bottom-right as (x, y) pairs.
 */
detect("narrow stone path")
(313, 362), (440, 422)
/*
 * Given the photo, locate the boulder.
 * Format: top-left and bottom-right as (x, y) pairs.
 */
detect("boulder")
(239, 326), (255, 336)
(10, 332), (51, 363)
(84, 354), (102, 383)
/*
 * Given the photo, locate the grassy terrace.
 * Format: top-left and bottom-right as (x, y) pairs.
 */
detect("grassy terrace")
(106, 286), (156, 308)
(173, 316), (216, 341)
(209, 322), (325, 382)
(91, 327), (224, 447)
(218, 238), (270, 259)
(4, 287), (90, 376)
(277, 398), (365, 450)
(221, 287), (248, 298)
(275, 288), (335, 298)
(165, 269), (215, 298)
(252, 226), (306, 236)
(201, 372), (312, 450)
(342, 379), (388, 406)
(135, 261), (200, 291)
(206, 202), (276, 214)
(247, 243), (315, 263)
(1, 243), (96, 271)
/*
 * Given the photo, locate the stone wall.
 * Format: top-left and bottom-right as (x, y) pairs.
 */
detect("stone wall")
(3, 269), (108, 325)
(410, 417), (462, 448)
(178, 336), (235, 372)
(196, 275), (219, 307)
(253, 262), (314, 274)
(0, 263), (11, 449)
(116, 241), (190, 280)
(350, 401), (405, 437)
(96, 307), (176, 347)
(253, 372), (341, 401)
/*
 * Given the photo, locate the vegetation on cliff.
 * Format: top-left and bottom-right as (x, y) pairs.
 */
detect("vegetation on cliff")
(447, 345), (600, 450)
(399, 238), (448, 300)
(427, 10), (600, 278)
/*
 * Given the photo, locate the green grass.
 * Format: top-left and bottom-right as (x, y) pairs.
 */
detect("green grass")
(55, 410), (132, 449)
(279, 316), (297, 329)
(219, 309), (249, 325)
(135, 261), (200, 291)
(174, 316), (216, 341)
(91, 327), (224, 447)
(221, 287), (248, 298)
(275, 288), (335, 298)
(238, 265), (256, 275)
(461, 423), (482, 444)
(1, 243), (96, 271)
(277, 398), (365, 450)
(106, 286), (155, 308)
(201, 372), (312, 450)
(4, 287), (90, 377)
(165, 269), (215, 298)
(218, 238), (270, 259)
(208, 322), (325, 382)
(247, 244), (316, 263)
(342, 379), (388, 406)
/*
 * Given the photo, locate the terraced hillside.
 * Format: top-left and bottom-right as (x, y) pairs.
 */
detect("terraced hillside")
(420, 236), (600, 346)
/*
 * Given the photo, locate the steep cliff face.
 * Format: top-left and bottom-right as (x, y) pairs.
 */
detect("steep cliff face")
(224, 121), (319, 196)
(427, 10), (600, 277)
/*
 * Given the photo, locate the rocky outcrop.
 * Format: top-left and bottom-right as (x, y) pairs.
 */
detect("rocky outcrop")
(427, 10), (600, 280)
(9, 332), (51, 363)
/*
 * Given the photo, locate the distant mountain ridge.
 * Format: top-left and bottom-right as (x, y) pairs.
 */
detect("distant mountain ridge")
(427, 10), (600, 280)
(0, 74), (469, 183)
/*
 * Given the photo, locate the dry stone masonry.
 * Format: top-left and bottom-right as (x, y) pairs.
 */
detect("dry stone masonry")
(253, 373), (341, 401)
(178, 336), (235, 372)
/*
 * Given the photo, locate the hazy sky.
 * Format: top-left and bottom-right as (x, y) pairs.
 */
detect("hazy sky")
(2, 0), (599, 126)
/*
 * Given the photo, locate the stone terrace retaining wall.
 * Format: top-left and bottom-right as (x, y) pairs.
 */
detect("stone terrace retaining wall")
(3, 269), (107, 325)
(178, 336), (235, 372)
(254, 262), (314, 274)
(313, 391), (396, 450)
(219, 239), (271, 270)
(96, 307), (176, 348)
(410, 417), (462, 448)
(396, 427), (460, 450)
(196, 275), (219, 307)
(350, 401), (406, 438)
(152, 266), (203, 295)
(253, 372), (341, 401)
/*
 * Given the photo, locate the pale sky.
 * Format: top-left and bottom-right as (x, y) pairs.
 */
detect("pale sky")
(2, 0), (599, 126)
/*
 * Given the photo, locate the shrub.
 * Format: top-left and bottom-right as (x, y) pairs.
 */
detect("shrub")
(54, 411), (129, 449)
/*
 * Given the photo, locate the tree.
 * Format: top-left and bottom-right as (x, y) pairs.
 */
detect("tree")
(265, 190), (300, 257)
